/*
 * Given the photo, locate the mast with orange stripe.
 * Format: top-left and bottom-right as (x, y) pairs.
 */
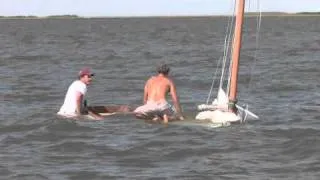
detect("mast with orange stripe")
(229, 0), (245, 112)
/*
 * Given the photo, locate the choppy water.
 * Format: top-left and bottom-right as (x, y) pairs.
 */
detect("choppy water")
(1, 16), (320, 180)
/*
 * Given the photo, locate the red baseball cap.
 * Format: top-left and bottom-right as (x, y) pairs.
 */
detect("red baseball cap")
(79, 68), (95, 77)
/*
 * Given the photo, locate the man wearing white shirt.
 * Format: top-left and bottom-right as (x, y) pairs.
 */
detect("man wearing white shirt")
(58, 68), (103, 120)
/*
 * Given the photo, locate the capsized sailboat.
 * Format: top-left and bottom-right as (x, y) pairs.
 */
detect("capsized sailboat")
(195, 0), (259, 125)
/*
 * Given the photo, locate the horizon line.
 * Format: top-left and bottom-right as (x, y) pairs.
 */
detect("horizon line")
(1, 11), (320, 18)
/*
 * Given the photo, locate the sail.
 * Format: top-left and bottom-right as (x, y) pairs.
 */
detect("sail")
(213, 88), (228, 106)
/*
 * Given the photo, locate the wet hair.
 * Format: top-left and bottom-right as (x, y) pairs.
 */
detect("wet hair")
(157, 64), (170, 75)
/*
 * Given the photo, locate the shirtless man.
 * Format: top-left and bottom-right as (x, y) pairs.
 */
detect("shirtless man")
(134, 64), (184, 123)
(58, 68), (131, 120)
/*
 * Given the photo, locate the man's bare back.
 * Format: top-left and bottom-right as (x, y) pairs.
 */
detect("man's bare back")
(144, 75), (171, 103)
(134, 64), (184, 123)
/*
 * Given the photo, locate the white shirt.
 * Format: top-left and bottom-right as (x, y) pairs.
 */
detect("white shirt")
(57, 80), (87, 116)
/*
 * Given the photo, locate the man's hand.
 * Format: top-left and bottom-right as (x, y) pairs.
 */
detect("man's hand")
(175, 113), (184, 120)
(178, 115), (184, 121)
(88, 111), (104, 120)
(93, 114), (104, 120)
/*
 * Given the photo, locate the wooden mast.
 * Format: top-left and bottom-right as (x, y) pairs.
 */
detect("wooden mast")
(229, 0), (245, 112)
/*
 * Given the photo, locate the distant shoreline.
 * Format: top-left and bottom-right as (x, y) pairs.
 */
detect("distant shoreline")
(0, 12), (319, 19)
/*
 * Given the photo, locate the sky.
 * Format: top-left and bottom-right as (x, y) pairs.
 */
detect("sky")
(1, 0), (320, 17)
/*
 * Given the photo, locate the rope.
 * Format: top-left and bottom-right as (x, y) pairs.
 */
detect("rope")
(221, 4), (236, 92)
(206, 0), (237, 104)
(242, 0), (262, 122)
(247, 0), (262, 94)
(205, 57), (221, 104)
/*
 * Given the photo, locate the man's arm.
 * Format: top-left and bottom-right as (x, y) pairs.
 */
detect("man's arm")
(143, 80), (149, 104)
(75, 92), (83, 115)
(169, 81), (184, 120)
(75, 92), (103, 120)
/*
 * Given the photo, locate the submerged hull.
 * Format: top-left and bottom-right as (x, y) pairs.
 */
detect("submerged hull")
(171, 119), (231, 128)
(57, 105), (133, 120)
(196, 110), (241, 124)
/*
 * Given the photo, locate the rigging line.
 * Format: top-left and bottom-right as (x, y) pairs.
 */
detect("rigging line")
(205, 57), (222, 104)
(226, 32), (235, 96)
(221, 0), (237, 89)
(220, 17), (234, 91)
(219, 17), (233, 90)
(206, 35), (229, 104)
(246, 0), (262, 97)
(206, 0), (236, 104)
(249, 0), (262, 89)
(225, 0), (237, 95)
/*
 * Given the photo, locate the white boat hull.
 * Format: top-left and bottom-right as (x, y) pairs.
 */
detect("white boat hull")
(195, 110), (241, 124)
